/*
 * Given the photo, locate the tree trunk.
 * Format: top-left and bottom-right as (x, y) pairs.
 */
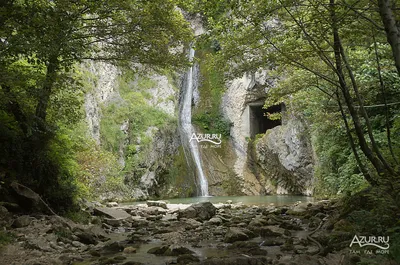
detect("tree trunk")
(35, 57), (58, 124)
(330, 0), (387, 182)
(377, 0), (400, 76)
(336, 91), (377, 185)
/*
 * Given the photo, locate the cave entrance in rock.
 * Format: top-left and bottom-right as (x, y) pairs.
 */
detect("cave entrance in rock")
(249, 103), (282, 138)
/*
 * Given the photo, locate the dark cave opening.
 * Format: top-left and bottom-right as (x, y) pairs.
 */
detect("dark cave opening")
(249, 103), (282, 138)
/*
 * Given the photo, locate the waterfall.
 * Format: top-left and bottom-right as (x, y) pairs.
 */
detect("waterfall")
(179, 48), (209, 197)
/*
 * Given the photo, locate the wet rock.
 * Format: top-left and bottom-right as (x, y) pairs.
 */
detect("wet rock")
(161, 213), (178, 222)
(185, 218), (202, 229)
(259, 227), (283, 237)
(146, 215), (163, 221)
(248, 217), (266, 228)
(130, 216), (149, 228)
(177, 254), (200, 264)
(122, 262), (145, 265)
(147, 200), (168, 209)
(74, 230), (98, 245)
(0, 205), (10, 220)
(12, 215), (32, 228)
(280, 238), (294, 251)
(123, 246), (137, 253)
(147, 245), (169, 255)
(228, 241), (259, 249)
(106, 202), (118, 207)
(178, 207), (197, 219)
(89, 250), (101, 257)
(260, 238), (285, 246)
(202, 256), (269, 265)
(164, 245), (195, 256)
(286, 203), (308, 215)
(104, 218), (122, 227)
(308, 216), (322, 229)
(102, 241), (126, 253)
(94, 207), (131, 220)
(207, 217), (223, 225)
(178, 202), (216, 221)
(279, 221), (303, 231)
(59, 254), (84, 264)
(224, 227), (249, 243)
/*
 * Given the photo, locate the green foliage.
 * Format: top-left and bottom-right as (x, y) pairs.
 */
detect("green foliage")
(162, 146), (196, 198)
(0, 231), (14, 247)
(192, 39), (231, 136)
(192, 112), (231, 136)
(99, 71), (178, 191)
(0, 0), (192, 211)
(64, 210), (91, 225)
(200, 0), (400, 196)
(54, 227), (73, 241)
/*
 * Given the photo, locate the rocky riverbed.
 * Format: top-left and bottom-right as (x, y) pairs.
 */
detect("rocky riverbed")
(0, 199), (396, 265)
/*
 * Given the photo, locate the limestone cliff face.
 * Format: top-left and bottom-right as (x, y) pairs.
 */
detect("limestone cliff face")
(254, 118), (314, 195)
(83, 61), (189, 200)
(84, 61), (120, 144)
(220, 71), (270, 195)
(219, 71), (315, 195)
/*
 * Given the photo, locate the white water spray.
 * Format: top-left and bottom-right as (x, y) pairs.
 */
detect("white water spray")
(179, 48), (209, 197)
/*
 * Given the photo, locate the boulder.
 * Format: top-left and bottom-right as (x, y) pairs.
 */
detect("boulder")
(178, 206), (197, 219)
(10, 182), (56, 214)
(224, 227), (249, 243)
(146, 200), (168, 209)
(94, 207), (131, 219)
(74, 230), (99, 245)
(104, 218), (123, 227)
(178, 202), (216, 221)
(12, 215), (32, 228)
(148, 245), (169, 255)
(207, 217), (223, 226)
(177, 254), (200, 264)
(106, 202), (119, 207)
(123, 247), (137, 254)
(164, 245), (195, 256)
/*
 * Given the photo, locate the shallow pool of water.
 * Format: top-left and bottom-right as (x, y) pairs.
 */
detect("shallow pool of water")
(124, 195), (313, 207)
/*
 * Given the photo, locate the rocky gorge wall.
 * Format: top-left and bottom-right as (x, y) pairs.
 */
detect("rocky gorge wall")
(198, 67), (315, 196)
(82, 61), (196, 201)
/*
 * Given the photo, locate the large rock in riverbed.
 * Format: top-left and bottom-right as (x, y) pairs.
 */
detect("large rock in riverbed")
(224, 227), (249, 243)
(94, 207), (131, 219)
(178, 202), (216, 221)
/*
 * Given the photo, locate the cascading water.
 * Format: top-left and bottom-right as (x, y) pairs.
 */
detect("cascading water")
(179, 48), (209, 197)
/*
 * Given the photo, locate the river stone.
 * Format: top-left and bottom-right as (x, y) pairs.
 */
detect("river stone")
(202, 256), (269, 265)
(94, 207), (131, 219)
(259, 226), (284, 237)
(164, 245), (195, 256)
(146, 200), (168, 209)
(177, 254), (200, 264)
(207, 217), (223, 225)
(74, 230), (99, 245)
(106, 202), (118, 207)
(12, 215), (32, 228)
(224, 227), (249, 243)
(103, 241), (126, 253)
(178, 202), (216, 221)
(286, 203), (308, 215)
(148, 245), (169, 255)
(123, 246), (137, 254)
(104, 218), (122, 227)
(185, 218), (202, 229)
